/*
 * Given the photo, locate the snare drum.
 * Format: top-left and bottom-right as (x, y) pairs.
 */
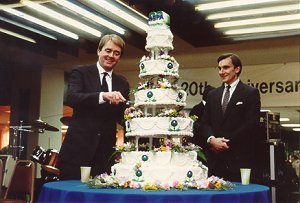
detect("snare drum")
(44, 149), (59, 167)
(42, 149), (60, 176)
(30, 146), (46, 164)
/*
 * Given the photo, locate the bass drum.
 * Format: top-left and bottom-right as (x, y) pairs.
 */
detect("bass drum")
(30, 146), (47, 164)
(42, 149), (60, 176)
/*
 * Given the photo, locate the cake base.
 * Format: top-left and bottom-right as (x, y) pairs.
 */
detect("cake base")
(111, 151), (208, 185)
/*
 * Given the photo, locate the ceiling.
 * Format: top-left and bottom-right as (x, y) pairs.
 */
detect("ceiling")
(0, 0), (299, 62)
(0, 0), (299, 131)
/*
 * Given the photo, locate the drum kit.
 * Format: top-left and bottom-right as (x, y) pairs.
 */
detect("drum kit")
(31, 146), (60, 181)
(9, 118), (61, 181)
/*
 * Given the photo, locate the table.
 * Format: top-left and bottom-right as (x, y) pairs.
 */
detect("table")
(37, 180), (270, 203)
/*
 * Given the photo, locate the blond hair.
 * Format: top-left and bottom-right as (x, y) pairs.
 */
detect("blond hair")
(98, 34), (125, 56)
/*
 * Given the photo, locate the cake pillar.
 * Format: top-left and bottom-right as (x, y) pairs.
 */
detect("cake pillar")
(149, 137), (153, 150)
(135, 136), (139, 151)
(152, 106), (156, 116)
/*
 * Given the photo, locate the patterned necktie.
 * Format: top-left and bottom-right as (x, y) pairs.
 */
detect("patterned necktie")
(222, 85), (231, 114)
(101, 72), (109, 92)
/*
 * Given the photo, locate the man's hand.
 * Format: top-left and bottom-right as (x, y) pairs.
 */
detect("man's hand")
(209, 137), (230, 153)
(103, 91), (126, 105)
(124, 107), (135, 115)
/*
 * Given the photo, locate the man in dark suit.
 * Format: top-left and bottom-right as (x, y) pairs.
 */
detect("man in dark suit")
(194, 53), (261, 181)
(58, 34), (130, 180)
(190, 85), (215, 122)
(190, 85), (215, 148)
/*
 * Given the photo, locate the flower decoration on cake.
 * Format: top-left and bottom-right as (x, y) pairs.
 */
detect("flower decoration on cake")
(88, 173), (130, 189)
(157, 78), (172, 89)
(197, 176), (235, 190)
(157, 108), (178, 117)
(152, 138), (207, 162)
(113, 142), (150, 153)
(124, 109), (144, 121)
(124, 108), (191, 121)
(190, 115), (199, 121)
(114, 142), (136, 153)
(137, 82), (148, 90)
(88, 174), (235, 191)
(154, 136), (172, 152)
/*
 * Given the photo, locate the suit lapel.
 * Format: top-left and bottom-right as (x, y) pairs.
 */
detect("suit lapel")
(216, 87), (223, 115)
(223, 81), (244, 119)
(112, 73), (120, 91)
(88, 65), (101, 91)
(212, 87), (224, 125)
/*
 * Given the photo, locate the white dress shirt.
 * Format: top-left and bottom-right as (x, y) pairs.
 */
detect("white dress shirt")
(221, 78), (239, 105)
(97, 62), (113, 103)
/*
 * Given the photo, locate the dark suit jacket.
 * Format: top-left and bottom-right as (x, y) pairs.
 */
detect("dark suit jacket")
(58, 64), (129, 166)
(190, 101), (206, 147)
(194, 81), (261, 178)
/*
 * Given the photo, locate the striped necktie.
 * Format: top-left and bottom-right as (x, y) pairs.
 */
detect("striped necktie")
(222, 85), (231, 114)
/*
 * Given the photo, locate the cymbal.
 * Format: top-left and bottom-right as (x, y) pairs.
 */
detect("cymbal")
(32, 119), (59, 132)
(60, 116), (71, 126)
(41, 165), (60, 176)
(10, 125), (43, 133)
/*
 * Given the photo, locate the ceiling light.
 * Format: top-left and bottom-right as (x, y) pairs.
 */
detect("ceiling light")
(116, 0), (147, 20)
(195, 0), (282, 11)
(231, 30), (300, 41)
(0, 28), (36, 43)
(292, 128), (300, 131)
(4, 8), (79, 39)
(261, 109), (271, 112)
(281, 124), (300, 128)
(0, 16), (57, 40)
(23, 0), (101, 37)
(215, 14), (300, 28)
(224, 23), (300, 35)
(207, 4), (300, 20)
(280, 118), (290, 122)
(53, 0), (125, 35)
(87, 0), (148, 32)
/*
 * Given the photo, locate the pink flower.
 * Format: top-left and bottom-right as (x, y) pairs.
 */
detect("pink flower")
(173, 180), (180, 188)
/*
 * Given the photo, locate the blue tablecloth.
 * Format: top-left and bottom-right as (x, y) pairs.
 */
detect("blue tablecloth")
(37, 180), (270, 203)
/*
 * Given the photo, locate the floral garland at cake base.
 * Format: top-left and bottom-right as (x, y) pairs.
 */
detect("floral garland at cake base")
(88, 174), (235, 191)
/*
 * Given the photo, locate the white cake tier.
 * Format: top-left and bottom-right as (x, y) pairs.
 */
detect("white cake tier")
(145, 27), (173, 51)
(125, 117), (194, 138)
(134, 89), (186, 109)
(111, 151), (208, 184)
(139, 59), (179, 78)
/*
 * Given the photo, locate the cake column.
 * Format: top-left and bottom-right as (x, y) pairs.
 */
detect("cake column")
(135, 136), (139, 151)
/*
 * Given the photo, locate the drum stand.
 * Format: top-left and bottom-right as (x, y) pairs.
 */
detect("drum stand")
(9, 120), (34, 160)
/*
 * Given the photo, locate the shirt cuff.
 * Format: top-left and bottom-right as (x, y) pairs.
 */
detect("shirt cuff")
(207, 136), (215, 143)
(99, 92), (105, 104)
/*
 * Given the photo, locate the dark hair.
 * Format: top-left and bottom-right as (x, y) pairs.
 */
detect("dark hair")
(217, 53), (242, 76)
(202, 85), (215, 101)
(98, 34), (125, 56)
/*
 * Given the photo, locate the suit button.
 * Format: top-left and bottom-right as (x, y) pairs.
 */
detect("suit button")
(97, 133), (101, 137)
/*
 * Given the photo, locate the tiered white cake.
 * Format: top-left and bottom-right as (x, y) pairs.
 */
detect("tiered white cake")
(111, 11), (208, 185)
